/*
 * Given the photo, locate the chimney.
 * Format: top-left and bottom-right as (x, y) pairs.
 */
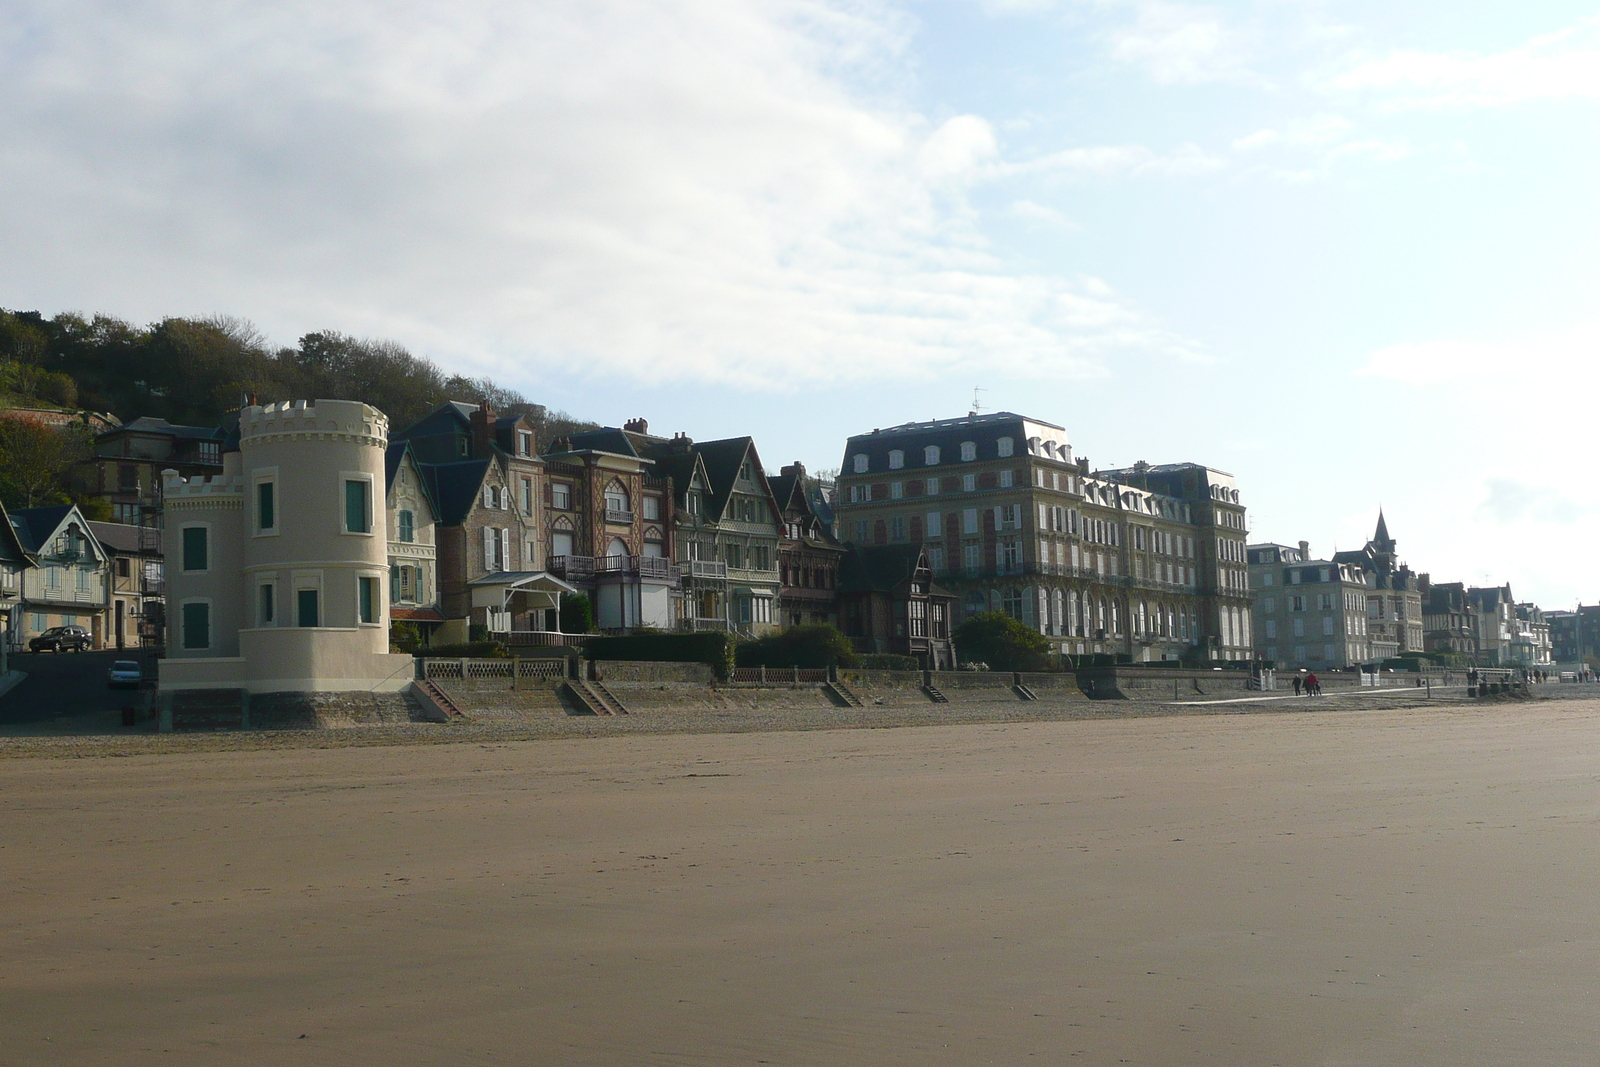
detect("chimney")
(671, 431), (693, 453)
(623, 418), (648, 434)
(1298, 540), (1310, 560)
(469, 400), (495, 458)
(781, 461), (806, 480)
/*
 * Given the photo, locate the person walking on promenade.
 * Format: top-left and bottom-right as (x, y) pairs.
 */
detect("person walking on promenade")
(1305, 672), (1320, 696)
(1292, 675), (1302, 696)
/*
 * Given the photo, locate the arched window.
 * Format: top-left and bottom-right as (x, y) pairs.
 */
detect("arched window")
(888, 449), (904, 469)
(853, 454), (869, 474)
(960, 441), (976, 462)
(606, 537), (628, 558)
(997, 437), (1014, 457)
(924, 445), (940, 465)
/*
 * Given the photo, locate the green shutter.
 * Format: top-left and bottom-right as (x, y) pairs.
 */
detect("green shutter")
(297, 589), (319, 628)
(182, 602), (209, 649)
(345, 480), (368, 533)
(359, 577), (376, 624)
(182, 527), (208, 571)
(258, 482), (275, 530)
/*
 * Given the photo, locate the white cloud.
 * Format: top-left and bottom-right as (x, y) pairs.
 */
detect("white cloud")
(1330, 15), (1600, 108)
(1006, 140), (1224, 178)
(1107, 1), (1264, 87)
(0, 0), (1204, 392)
(1005, 199), (1080, 228)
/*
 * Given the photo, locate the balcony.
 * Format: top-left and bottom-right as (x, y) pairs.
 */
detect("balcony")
(548, 555), (594, 581)
(687, 560), (728, 579)
(603, 508), (634, 525)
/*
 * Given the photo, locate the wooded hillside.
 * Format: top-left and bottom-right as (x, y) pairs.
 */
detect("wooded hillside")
(0, 308), (595, 439)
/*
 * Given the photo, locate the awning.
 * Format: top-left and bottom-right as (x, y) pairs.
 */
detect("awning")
(468, 570), (579, 610)
(390, 607), (446, 622)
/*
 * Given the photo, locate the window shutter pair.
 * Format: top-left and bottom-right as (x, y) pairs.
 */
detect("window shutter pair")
(483, 526), (497, 571)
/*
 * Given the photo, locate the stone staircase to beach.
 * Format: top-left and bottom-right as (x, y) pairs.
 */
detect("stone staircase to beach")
(823, 680), (864, 707)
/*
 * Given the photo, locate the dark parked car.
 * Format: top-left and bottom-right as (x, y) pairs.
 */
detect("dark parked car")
(29, 625), (92, 653)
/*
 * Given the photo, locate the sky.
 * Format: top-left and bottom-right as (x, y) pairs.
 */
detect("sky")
(4, 0), (1600, 605)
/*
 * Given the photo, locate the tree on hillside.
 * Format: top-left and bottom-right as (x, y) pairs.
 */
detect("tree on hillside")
(953, 611), (1052, 672)
(0, 417), (92, 508)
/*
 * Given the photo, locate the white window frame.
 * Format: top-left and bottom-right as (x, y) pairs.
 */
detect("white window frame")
(997, 436), (1013, 458)
(888, 449), (904, 469)
(960, 441), (976, 462)
(552, 482), (572, 510)
(924, 445), (940, 465)
(852, 454), (869, 474)
(356, 570), (384, 627)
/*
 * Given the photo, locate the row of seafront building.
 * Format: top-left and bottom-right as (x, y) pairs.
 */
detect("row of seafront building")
(3, 399), (1561, 674)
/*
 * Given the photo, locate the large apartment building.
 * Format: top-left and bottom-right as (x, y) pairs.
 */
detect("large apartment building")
(833, 412), (1254, 662)
(1247, 542), (1377, 669)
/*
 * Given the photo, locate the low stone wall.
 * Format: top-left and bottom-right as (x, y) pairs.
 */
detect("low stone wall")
(594, 660), (715, 684)
(432, 683), (570, 719)
(247, 690), (418, 729)
(932, 671), (1016, 690)
(604, 683), (732, 713)
(838, 669), (924, 689)
(1078, 667), (1260, 701)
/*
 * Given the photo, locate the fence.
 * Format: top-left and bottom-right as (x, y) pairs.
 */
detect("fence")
(727, 667), (830, 685)
(421, 658), (568, 681)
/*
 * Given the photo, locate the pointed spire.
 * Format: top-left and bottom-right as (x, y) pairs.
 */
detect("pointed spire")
(1374, 508), (1392, 546)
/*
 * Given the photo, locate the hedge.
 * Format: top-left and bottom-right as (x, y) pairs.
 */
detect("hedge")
(586, 632), (735, 678)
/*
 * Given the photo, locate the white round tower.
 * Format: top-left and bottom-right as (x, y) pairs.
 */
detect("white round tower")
(238, 399), (390, 650)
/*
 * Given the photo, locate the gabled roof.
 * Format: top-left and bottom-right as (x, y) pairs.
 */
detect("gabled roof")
(420, 459), (491, 527)
(10, 504), (104, 561)
(692, 437), (776, 524)
(385, 441), (440, 520)
(838, 543), (928, 594)
(9, 505), (76, 553)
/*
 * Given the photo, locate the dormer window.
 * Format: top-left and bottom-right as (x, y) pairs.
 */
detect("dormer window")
(888, 449), (904, 469)
(997, 437), (1014, 458)
(924, 445), (940, 465)
(516, 430), (533, 457)
(852, 454), (868, 474)
(960, 442), (976, 462)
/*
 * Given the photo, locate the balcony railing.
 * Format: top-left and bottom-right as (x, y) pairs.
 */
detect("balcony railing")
(687, 560), (728, 579)
(603, 508), (634, 525)
(593, 554), (678, 581)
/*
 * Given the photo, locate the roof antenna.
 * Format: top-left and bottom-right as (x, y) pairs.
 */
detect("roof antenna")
(969, 386), (986, 417)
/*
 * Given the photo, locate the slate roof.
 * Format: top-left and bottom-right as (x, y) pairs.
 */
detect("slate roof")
(86, 521), (161, 556)
(0, 501), (35, 567)
(420, 459), (491, 527)
(563, 428), (641, 457)
(838, 543), (927, 594)
(102, 416), (223, 441)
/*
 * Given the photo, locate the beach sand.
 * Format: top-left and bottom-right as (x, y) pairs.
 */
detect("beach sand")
(4, 699), (1598, 1065)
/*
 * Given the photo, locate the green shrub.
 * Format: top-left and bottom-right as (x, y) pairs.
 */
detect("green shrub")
(953, 612), (1050, 672)
(735, 624), (859, 669)
(857, 653), (919, 670)
(389, 620), (424, 653)
(559, 593), (594, 635)
(421, 641), (508, 658)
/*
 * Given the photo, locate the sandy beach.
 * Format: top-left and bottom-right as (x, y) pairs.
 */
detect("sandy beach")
(4, 698), (1599, 1065)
